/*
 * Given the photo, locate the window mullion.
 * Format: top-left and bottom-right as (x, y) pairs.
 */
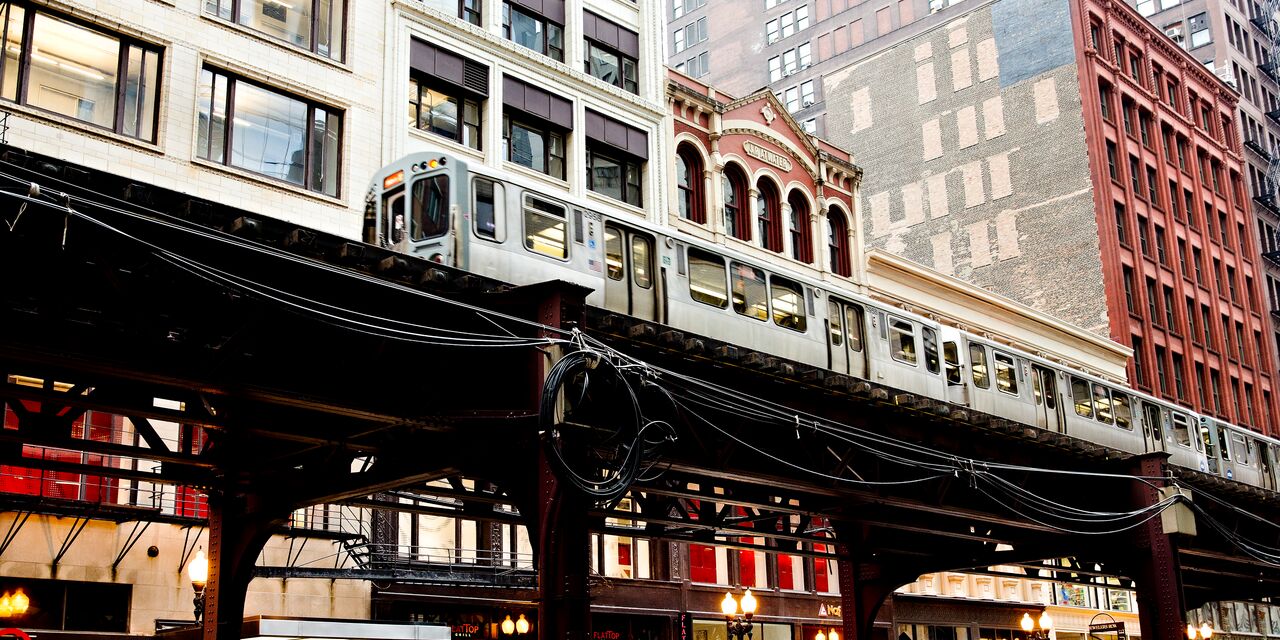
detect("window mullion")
(113, 42), (128, 135)
(303, 105), (314, 190)
(223, 77), (237, 167)
(17, 8), (34, 104)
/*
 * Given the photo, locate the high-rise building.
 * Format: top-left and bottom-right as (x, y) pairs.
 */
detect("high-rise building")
(1123, 0), (1280, 389)
(819, 0), (1280, 431)
(665, 0), (980, 137)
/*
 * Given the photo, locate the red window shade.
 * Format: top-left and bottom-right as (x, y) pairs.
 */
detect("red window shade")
(689, 544), (718, 583)
(778, 554), (797, 590)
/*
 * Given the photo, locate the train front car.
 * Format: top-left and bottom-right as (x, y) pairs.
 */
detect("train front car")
(365, 152), (468, 268)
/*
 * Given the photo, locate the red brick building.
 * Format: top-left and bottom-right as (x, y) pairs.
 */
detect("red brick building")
(666, 69), (862, 289)
(1076, 0), (1279, 433)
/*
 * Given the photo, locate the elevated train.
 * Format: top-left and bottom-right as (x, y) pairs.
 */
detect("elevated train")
(366, 150), (1280, 492)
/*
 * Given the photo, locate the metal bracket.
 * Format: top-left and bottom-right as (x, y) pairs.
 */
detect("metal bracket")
(51, 515), (89, 578)
(111, 520), (153, 577)
(0, 511), (31, 559)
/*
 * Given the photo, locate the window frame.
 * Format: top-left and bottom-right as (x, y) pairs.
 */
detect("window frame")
(522, 193), (570, 260)
(993, 352), (1019, 396)
(503, 112), (566, 180)
(1, 4), (165, 142)
(688, 247), (729, 308)
(970, 343), (990, 389)
(197, 66), (342, 197)
(730, 260), (769, 321)
(770, 275), (807, 332)
(584, 37), (638, 94)
(503, 1), (564, 62)
(586, 144), (643, 207)
(409, 75), (482, 150)
(889, 317), (917, 366)
(204, 0), (347, 61)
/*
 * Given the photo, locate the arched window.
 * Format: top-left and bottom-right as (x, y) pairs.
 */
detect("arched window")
(676, 143), (705, 223)
(787, 190), (812, 263)
(723, 164), (750, 241)
(828, 205), (852, 277)
(757, 179), (783, 253)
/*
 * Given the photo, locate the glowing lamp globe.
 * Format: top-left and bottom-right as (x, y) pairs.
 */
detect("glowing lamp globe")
(721, 593), (738, 616)
(740, 590), (757, 616)
(1020, 614), (1034, 633)
(501, 616), (515, 635)
(516, 614), (530, 635)
(10, 589), (27, 615)
(188, 549), (209, 588)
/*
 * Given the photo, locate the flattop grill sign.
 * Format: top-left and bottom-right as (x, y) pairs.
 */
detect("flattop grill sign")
(1088, 622), (1127, 640)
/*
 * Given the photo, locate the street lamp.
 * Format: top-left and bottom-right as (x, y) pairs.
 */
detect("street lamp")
(721, 589), (757, 640)
(0, 590), (21, 618)
(1020, 612), (1053, 640)
(188, 549), (209, 624)
(500, 614), (531, 636)
(814, 629), (840, 640)
(1187, 622), (1214, 640)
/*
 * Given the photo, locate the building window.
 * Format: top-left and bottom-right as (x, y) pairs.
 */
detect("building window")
(0, 578), (129, 632)
(757, 179), (783, 253)
(677, 143), (705, 223)
(1099, 82), (1113, 120)
(197, 67), (341, 196)
(1123, 266), (1136, 313)
(503, 76), (571, 180)
(1172, 352), (1186, 399)
(584, 34), (638, 94)
(205, 0), (345, 60)
(1155, 225), (1167, 263)
(724, 164), (749, 241)
(674, 17), (707, 54)
(505, 115), (565, 179)
(1132, 335), (1146, 386)
(503, 1), (564, 62)
(788, 190), (813, 263)
(802, 117), (817, 134)
(684, 52), (710, 78)
(769, 55), (782, 82)
(587, 147), (642, 206)
(672, 0), (705, 19)
(1137, 0), (1155, 16)
(1163, 285), (1175, 328)
(1189, 12), (1210, 48)
(828, 205), (852, 276)
(0, 4), (162, 141)
(1146, 278), (1158, 321)
(1106, 140), (1119, 181)
(408, 40), (487, 151)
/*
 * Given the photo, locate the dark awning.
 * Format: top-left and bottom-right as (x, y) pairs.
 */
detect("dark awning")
(585, 109), (648, 160)
(508, 0), (565, 24)
(410, 38), (488, 97)
(583, 11), (639, 59)
(503, 75), (573, 130)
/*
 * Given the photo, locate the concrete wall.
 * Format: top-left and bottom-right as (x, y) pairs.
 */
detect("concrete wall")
(821, 0), (1114, 335)
(0, 514), (369, 634)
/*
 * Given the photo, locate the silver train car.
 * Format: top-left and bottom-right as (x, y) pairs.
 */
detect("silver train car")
(366, 150), (1280, 492)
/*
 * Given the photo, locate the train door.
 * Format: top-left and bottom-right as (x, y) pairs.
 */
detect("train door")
(826, 299), (867, 378)
(1200, 418), (1221, 474)
(1140, 403), (1166, 452)
(940, 328), (967, 406)
(1266, 444), (1280, 491)
(1031, 365), (1061, 433)
(602, 223), (659, 321)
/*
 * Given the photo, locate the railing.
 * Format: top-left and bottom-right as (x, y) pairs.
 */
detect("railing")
(1245, 138), (1273, 161)
(1254, 192), (1280, 215)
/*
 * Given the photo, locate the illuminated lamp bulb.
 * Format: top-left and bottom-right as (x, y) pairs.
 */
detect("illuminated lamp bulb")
(188, 549), (209, 588)
(721, 593), (737, 616)
(1200, 624), (1213, 640)
(816, 631), (826, 640)
(515, 614), (530, 635)
(1038, 613), (1053, 631)
(740, 589), (757, 616)
(10, 589), (27, 615)
(1020, 613), (1034, 633)
(829, 630), (839, 640)
(501, 616), (515, 635)
(0, 593), (12, 618)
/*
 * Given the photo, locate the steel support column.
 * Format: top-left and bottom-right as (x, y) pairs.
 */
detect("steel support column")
(835, 543), (895, 640)
(534, 449), (591, 640)
(202, 490), (289, 640)
(1128, 453), (1187, 640)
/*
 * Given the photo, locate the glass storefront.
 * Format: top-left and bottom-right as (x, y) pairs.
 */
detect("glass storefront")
(694, 619), (793, 640)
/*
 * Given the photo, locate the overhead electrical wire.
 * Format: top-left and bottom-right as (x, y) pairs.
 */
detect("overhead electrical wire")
(5, 174), (1280, 548)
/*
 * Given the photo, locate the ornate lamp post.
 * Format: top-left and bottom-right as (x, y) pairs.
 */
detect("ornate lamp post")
(1187, 622), (1213, 640)
(1020, 612), (1053, 640)
(721, 589), (757, 640)
(188, 549), (209, 624)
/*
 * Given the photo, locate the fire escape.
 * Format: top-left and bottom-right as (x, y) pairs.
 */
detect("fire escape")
(1253, 0), (1280, 219)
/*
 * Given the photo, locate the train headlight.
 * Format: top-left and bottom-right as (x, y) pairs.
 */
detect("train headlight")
(383, 170), (405, 189)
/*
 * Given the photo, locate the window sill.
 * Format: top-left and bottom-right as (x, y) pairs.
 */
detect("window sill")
(3, 102), (165, 155)
(200, 13), (352, 73)
(586, 189), (645, 217)
(407, 127), (485, 162)
(502, 161), (570, 194)
(191, 158), (347, 207)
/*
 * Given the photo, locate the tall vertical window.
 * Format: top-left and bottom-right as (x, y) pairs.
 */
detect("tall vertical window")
(503, 1), (564, 62)
(0, 4), (162, 141)
(788, 190), (813, 263)
(757, 179), (783, 253)
(503, 76), (571, 180)
(585, 110), (646, 207)
(828, 206), (852, 277)
(197, 67), (341, 196)
(205, 0), (344, 60)
(676, 143), (705, 223)
(583, 12), (638, 94)
(724, 164), (749, 241)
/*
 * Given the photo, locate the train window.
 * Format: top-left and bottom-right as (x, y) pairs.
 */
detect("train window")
(1172, 413), (1192, 447)
(889, 319), (917, 365)
(1113, 393), (1133, 430)
(970, 344), (989, 388)
(1217, 426), (1231, 461)
(1231, 433), (1249, 464)
(828, 301), (843, 347)
(1093, 384), (1113, 424)
(385, 188), (406, 244)
(845, 306), (864, 352)
(943, 342), (961, 384)
(1201, 424), (1217, 458)
(994, 353), (1018, 395)
(605, 226), (624, 281)
(770, 277), (806, 332)
(1071, 378), (1093, 418)
(731, 262), (769, 321)
(472, 177), (503, 241)
(921, 328), (940, 374)
(688, 249), (728, 308)
(412, 175), (451, 240)
(632, 236), (653, 289)
(523, 196), (568, 259)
